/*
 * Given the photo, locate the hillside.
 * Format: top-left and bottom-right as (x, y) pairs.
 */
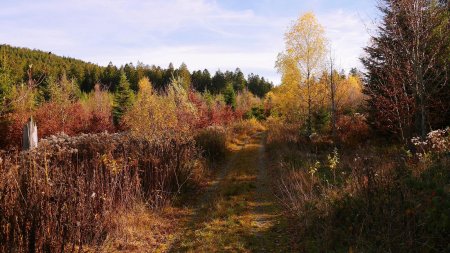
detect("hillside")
(0, 44), (103, 92)
(0, 44), (273, 96)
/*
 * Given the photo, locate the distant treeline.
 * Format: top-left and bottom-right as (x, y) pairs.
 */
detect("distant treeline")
(0, 44), (273, 98)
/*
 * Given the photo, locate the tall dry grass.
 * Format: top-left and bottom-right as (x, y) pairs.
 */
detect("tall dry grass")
(0, 132), (201, 252)
(195, 126), (227, 162)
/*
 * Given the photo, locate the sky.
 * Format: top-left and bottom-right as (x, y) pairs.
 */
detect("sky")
(0, 0), (380, 84)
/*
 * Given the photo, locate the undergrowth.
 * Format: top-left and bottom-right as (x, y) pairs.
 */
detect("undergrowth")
(267, 128), (450, 252)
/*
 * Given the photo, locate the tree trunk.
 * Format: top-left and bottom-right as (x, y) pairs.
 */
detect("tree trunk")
(330, 59), (336, 142)
(307, 69), (312, 136)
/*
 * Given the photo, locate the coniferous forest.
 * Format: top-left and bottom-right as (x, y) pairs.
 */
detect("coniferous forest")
(0, 0), (449, 252)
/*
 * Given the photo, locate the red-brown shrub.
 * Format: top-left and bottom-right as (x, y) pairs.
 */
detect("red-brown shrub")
(34, 101), (89, 138)
(209, 103), (236, 126)
(86, 109), (115, 133)
(82, 84), (115, 133)
(0, 111), (31, 149)
(188, 91), (209, 129)
(336, 113), (370, 146)
(188, 91), (241, 129)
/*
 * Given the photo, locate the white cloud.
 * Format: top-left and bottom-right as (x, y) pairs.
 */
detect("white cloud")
(318, 9), (373, 72)
(0, 0), (376, 84)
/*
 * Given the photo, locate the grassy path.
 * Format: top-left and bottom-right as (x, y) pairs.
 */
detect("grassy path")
(167, 132), (295, 252)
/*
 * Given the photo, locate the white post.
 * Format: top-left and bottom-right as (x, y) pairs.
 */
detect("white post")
(23, 117), (38, 150)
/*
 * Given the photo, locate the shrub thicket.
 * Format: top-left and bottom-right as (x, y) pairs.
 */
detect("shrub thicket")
(0, 132), (200, 252)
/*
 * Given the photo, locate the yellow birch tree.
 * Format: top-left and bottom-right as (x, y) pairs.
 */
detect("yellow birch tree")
(275, 12), (327, 134)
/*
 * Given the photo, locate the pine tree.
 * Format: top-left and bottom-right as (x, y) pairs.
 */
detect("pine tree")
(233, 68), (246, 92)
(211, 70), (226, 94)
(113, 71), (134, 126)
(102, 62), (120, 91)
(247, 74), (273, 98)
(123, 63), (138, 92)
(223, 83), (236, 109)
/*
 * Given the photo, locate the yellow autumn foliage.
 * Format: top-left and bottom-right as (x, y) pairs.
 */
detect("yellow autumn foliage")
(272, 12), (329, 129)
(335, 75), (365, 112)
(123, 77), (197, 141)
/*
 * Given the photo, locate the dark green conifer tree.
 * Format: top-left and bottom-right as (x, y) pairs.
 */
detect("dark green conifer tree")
(113, 71), (134, 126)
(223, 83), (236, 109)
(211, 70), (226, 94)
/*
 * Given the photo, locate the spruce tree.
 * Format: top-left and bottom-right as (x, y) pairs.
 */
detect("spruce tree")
(211, 70), (226, 94)
(113, 71), (134, 126)
(362, 0), (449, 140)
(233, 68), (246, 92)
(223, 83), (236, 109)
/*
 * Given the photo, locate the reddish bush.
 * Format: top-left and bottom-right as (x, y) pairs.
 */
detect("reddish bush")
(86, 109), (115, 133)
(188, 91), (241, 129)
(208, 103), (235, 126)
(0, 111), (31, 149)
(189, 92), (210, 129)
(336, 113), (370, 145)
(83, 84), (115, 133)
(33, 98), (114, 141)
(34, 101), (89, 138)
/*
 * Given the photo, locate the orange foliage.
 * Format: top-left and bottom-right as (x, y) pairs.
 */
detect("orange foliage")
(34, 101), (89, 138)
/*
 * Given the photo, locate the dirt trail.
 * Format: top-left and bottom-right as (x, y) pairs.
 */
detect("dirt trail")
(167, 132), (294, 252)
